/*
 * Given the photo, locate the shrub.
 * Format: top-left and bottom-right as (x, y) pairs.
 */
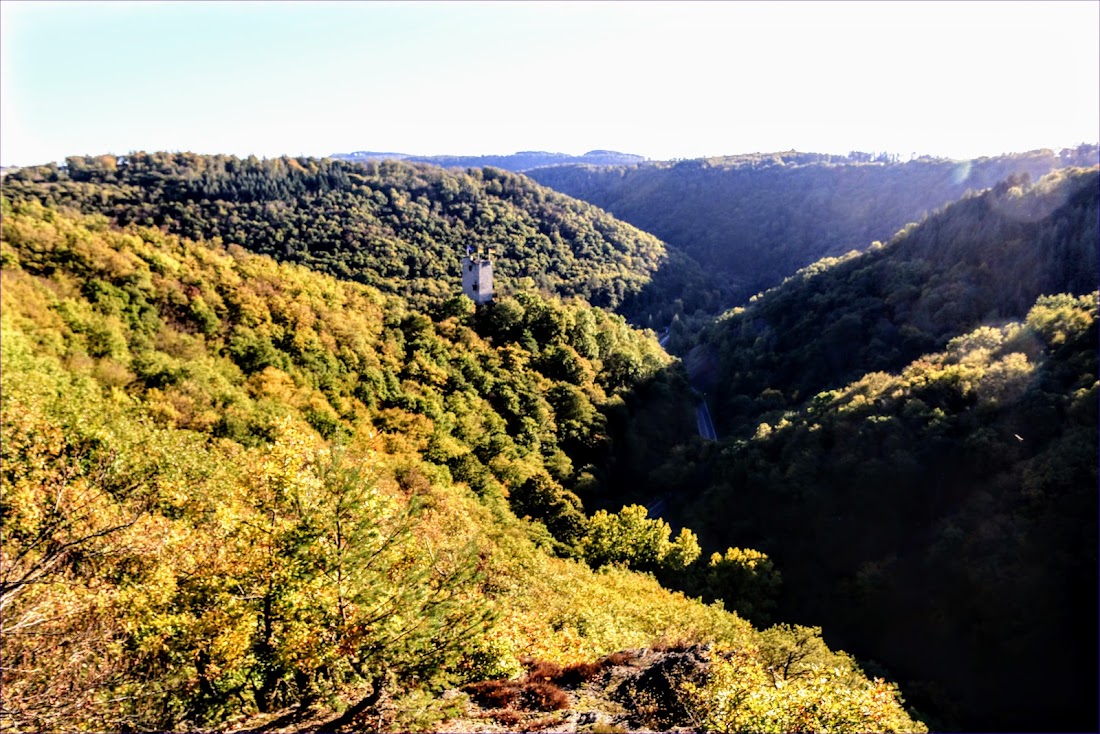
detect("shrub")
(557, 661), (603, 685)
(520, 681), (570, 711)
(523, 659), (564, 682)
(463, 680), (520, 709)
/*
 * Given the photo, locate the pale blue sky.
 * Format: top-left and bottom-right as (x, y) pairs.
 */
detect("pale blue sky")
(2, 1), (1097, 166)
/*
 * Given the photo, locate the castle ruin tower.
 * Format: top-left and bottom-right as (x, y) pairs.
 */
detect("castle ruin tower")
(461, 246), (494, 304)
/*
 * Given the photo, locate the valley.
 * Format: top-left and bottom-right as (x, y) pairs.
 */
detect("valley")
(2, 147), (1097, 733)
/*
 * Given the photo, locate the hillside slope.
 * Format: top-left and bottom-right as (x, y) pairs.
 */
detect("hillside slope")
(2, 152), (667, 311)
(530, 146), (1099, 315)
(684, 293), (1098, 732)
(654, 166), (1100, 731)
(0, 200), (925, 733)
(695, 166), (1099, 437)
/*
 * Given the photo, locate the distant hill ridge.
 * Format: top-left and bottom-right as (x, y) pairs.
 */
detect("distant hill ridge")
(529, 144), (1100, 318)
(0, 152), (667, 312)
(695, 164), (1100, 434)
(330, 149), (647, 171)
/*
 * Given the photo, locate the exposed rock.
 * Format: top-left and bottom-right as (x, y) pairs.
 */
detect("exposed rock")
(226, 645), (721, 733)
(610, 645), (713, 730)
(439, 644), (717, 733)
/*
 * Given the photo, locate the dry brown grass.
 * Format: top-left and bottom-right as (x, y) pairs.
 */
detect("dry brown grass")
(600, 651), (637, 667)
(523, 658), (564, 682)
(463, 650), (649, 720)
(462, 675), (569, 713)
(520, 680), (569, 711)
(463, 679), (521, 709)
(556, 661), (603, 685)
(526, 713), (565, 730)
(490, 709), (523, 726)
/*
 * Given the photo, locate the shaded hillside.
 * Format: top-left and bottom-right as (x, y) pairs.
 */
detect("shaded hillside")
(654, 165), (1100, 731)
(683, 293), (1099, 732)
(1, 152), (666, 311)
(530, 146), (1099, 314)
(696, 166), (1099, 437)
(0, 200), (925, 733)
(331, 149), (647, 171)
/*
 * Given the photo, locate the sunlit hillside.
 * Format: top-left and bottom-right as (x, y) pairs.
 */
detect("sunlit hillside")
(0, 198), (926, 732)
(1, 153), (668, 311)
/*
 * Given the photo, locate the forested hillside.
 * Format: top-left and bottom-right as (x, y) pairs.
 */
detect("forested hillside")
(0, 199), (925, 732)
(656, 166), (1099, 731)
(694, 166), (1099, 437)
(1, 152), (666, 311)
(0, 192), (679, 559)
(684, 293), (1098, 732)
(530, 146), (1099, 319)
(3, 148), (1096, 733)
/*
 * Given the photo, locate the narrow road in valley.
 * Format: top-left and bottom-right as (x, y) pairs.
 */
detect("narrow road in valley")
(644, 328), (717, 522)
(655, 325), (717, 442)
(695, 396), (718, 441)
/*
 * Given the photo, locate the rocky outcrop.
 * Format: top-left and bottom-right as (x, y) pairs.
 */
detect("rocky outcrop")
(440, 643), (720, 733)
(224, 644), (725, 733)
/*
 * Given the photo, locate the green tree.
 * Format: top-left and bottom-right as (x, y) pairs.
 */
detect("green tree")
(703, 547), (782, 627)
(237, 420), (492, 711)
(582, 504), (701, 574)
(508, 473), (588, 553)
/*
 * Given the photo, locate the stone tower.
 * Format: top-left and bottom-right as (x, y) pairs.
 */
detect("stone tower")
(461, 248), (493, 304)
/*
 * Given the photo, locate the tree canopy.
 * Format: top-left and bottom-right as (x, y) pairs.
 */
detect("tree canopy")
(531, 146), (1099, 323)
(3, 152), (667, 312)
(0, 197), (926, 732)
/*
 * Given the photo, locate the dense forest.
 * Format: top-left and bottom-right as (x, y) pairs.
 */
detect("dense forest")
(657, 167), (1098, 731)
(696, 166), (1099, 436)
(1, 153), (666, 312)
(2, 148), (1097, 733)
(530, 146), (1099, 322)
(686, 293), (1098, 732)
(331, 150), (647, 171)
(0, 196), (924, 731)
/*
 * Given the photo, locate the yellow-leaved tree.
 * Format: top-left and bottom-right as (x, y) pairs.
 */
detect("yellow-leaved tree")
(230, 419), (494, 715)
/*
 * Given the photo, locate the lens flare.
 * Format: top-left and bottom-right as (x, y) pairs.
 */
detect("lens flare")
(950, 160), (972, 185)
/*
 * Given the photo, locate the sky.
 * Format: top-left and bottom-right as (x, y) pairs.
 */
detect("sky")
(2, 1), (1097, 167)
